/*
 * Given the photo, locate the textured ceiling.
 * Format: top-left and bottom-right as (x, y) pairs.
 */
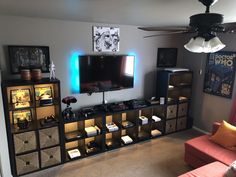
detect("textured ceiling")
(0, 0), (236, 26)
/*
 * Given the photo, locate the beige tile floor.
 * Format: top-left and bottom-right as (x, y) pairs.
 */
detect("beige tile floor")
(24, 129), (202, 177)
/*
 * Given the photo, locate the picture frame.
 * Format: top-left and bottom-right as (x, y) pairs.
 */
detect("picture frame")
(12, 109), (32, 124)
(157, 48), (177, 67)
(203, 51), (236, 98)
(34, 86), (53, 100)
(8, 45), (50, 74)
(93, 26), (120, 52)
(10, 89), (31, 108)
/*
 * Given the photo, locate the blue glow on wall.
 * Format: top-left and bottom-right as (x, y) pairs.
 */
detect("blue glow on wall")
(128, 52), (138, 85)
(70, 51), (83, 93)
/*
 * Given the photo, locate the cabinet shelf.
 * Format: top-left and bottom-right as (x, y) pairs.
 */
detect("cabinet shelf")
(2, 78), (63, 177)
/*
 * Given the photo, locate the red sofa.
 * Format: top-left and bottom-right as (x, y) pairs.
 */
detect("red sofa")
(179, 161), (228, 177)
(185, 134), (236, 168)
(179, 122), (236, 176)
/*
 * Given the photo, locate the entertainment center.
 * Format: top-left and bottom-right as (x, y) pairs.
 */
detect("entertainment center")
(1, 54), (193, 177)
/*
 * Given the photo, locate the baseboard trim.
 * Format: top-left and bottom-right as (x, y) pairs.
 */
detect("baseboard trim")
(193, 126), (210, 134)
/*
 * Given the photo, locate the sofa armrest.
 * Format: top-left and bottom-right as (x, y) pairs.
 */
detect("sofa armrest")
(212, 122), (221, 135)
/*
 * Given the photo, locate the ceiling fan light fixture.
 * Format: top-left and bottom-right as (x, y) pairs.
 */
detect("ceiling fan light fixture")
(208, 36), (226, 52)
(184, 37), (205, 53)
(184, 35), (225, 53)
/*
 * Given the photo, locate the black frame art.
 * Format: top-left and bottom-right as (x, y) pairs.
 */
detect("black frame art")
(157, 48), (177, 67)
(203, 51), (236, 99)
(8, 45), (50, 74)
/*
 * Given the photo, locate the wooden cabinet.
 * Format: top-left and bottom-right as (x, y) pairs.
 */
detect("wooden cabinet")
(1, 78), (63, 177)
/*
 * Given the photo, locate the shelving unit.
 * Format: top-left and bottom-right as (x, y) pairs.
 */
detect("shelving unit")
(156, 70), (193, 134)
(62, 104), (167, 163)
(2, 73), (192, 176)
(1, 78), (63, 177)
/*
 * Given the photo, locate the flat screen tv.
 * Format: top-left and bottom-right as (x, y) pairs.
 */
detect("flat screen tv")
(79, 55), (135, 93)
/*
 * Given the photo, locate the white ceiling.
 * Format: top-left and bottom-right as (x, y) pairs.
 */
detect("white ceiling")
(0, 0), (236, 27)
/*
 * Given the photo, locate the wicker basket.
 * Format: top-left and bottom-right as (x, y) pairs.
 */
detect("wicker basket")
(39, 126), (59, 148)
(177, 117), (187, 131)
(41, 146), (61, 168)
(165, 119), (176, 134)
(14, 131), (37, 154)
(166, 105), (177, 119)
(15, 152), (39, 175)
(178, 103), (188, 117)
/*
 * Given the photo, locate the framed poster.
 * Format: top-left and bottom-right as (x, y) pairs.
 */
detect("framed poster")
(93, 26), (120, 52)
(10, 89), (31, 108)
(12, 110), (32, 124)
(35, 86), (52, 100)
(203, 51), (236, 98)
(157, 48), (177, 67)
(8, 45), (50, 74)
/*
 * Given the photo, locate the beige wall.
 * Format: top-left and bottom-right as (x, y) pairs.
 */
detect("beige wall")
(0, 15), (184, 177)
(182, 34), (236, 131)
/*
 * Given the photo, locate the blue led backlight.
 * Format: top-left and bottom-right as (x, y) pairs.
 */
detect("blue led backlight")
(128, 52), (138, 85)
(70, 51), (83, 93)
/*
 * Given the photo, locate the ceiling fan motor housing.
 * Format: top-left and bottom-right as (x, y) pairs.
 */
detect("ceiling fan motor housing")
(190, 13), (224, 39)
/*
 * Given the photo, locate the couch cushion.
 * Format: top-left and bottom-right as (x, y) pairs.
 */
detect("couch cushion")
(211, 120), (236, 149)
(178, 161), (228, 177)
(185, 135), (236, 166)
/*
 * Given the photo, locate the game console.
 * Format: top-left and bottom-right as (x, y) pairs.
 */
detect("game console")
(121, 135), (133, 145)
(106, 122), (119, 132)
(68, 149), (81, 159)
(122, 121), (134, 129)
(139, 116), (148, 125)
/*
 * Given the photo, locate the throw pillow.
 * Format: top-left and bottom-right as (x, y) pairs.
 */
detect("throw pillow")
(210, 120), (236, 149)
(225, 161), (236, 177)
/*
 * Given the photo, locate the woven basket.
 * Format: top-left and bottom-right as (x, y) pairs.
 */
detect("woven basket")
(177, 117), (187, 131)
(15, 152), (39, 175)
(39, 126), (59, 148)
(178, 103), (188, 117)
(166, 105), (177, 119)
(41, 146), (61, 168)
(165, 119), (176, 134)
(14, 131), (37, 154)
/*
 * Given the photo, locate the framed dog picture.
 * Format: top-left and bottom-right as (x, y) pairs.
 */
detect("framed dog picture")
(203, 51), (236, 98)
(8, 45), (50, 74)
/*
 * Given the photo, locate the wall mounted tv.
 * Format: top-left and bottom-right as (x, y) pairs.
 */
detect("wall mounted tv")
(79, 55), (135, 93)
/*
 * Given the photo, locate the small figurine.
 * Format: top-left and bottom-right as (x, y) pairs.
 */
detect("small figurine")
(49, 61), (56, 80)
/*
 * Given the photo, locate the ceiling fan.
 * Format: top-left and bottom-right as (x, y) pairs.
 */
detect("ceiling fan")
(138, 0), (236, 53)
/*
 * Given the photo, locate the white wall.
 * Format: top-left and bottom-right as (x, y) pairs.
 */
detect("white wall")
(182, 34), (236, 131)
(0, 71), (12, 177)
(0, 15), (184, 176)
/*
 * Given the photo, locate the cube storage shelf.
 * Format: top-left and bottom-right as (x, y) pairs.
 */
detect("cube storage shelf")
(2, 72), (192, 176)
(156, 70), (193, 134)
(1, 78), (63, 177)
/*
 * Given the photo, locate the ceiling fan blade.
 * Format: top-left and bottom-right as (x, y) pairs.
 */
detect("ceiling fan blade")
(138, 26), (189, 32)
(222, 22), (236, 33)
(143, 31), (193, 38)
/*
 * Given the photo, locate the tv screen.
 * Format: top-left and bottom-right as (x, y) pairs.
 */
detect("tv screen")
(79, 55), (135, 93)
